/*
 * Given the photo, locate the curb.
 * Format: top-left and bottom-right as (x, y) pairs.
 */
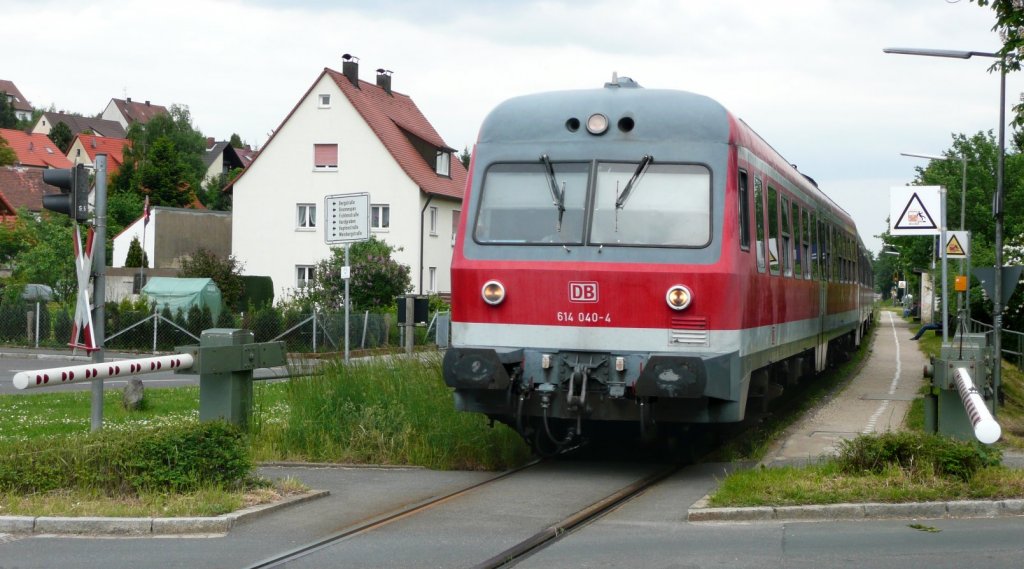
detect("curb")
(1, 489), (329, 536)
(688, 496), (1024, 523)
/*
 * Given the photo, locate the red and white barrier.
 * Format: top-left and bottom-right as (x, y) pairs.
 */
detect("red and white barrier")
(13, 353), (195, 390)
(953, 366), (1001, 444)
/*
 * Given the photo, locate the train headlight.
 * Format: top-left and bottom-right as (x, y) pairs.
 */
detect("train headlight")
(666, 285), (692, 311)
(586, 113), (609, 135)
(482, 280), (506, 305)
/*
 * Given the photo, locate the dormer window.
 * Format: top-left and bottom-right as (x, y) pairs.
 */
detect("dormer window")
(435, 150), (450, 177)
(318, 94), (331, 108)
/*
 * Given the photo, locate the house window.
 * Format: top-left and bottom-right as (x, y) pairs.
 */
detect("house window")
(429, 267), (437, 292)
(451, 209), (460, 246)
(296, 265), (315, 288)
(297, 203), (316, 230)
(318, 94), (331, 108)
(371, 204), (390, 230)
(435, 150), (450, 176)
(314, 143), (338, 170)
(429, 206), (438, 235)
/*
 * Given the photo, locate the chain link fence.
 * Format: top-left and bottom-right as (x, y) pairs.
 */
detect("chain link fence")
(9, 300), (449, 355)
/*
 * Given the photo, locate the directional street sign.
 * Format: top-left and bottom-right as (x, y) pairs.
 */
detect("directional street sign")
(325, 193), (370, 244)
(945, 231), (969, 259)
(890, 186), (941, 236)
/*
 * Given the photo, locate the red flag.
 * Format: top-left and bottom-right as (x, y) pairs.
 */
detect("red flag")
(143, 196), (150, 225)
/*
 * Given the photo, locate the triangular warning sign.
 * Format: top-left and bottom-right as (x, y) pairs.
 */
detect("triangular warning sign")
(946, 235), (966, 256)
(894, 192), (938, 231)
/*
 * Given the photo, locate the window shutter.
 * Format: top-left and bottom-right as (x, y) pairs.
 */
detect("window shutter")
(314, 144), (338, 168)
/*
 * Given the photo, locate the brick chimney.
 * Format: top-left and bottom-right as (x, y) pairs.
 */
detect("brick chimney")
(375, 68), (393, 95)
(341, 53), (360, 88)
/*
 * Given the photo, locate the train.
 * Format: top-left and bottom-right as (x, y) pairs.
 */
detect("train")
(442, 76), (874, 452)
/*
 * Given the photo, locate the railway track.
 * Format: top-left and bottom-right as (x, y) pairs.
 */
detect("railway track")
(245, 460), (678, 569)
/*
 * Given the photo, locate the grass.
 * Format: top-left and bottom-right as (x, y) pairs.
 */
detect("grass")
(709, 461), (1024, 507)
(0, 477), (308, 517)
(249, 354), (531, 470)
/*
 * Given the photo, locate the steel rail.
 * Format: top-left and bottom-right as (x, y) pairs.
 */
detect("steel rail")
(244, 459), (542, 569)
(470, 463), (681, 569)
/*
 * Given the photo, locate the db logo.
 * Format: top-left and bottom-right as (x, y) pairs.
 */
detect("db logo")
(569, 282), (599, 303)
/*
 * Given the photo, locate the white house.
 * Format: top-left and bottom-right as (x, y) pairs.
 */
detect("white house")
(229, 55), (467, 301)
(100, 97), (168, 130)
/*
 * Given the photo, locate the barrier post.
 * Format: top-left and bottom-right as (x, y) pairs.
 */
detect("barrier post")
(193, 329), (256, 429)
(927, 332), (1001, 443)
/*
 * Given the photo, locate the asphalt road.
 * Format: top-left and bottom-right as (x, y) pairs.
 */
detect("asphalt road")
(3, 463), (1022, 569)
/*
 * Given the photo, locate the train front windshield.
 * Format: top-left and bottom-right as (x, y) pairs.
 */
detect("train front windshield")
(474, 160), (712, 247)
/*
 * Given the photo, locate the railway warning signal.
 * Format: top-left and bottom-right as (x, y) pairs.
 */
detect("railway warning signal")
(42, 164), (90, 221)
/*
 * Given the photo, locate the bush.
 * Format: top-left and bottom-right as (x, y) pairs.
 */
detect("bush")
(53, 309), (73, 343)
(836, 431), (1002, 482)
(0, 422), (252, 494)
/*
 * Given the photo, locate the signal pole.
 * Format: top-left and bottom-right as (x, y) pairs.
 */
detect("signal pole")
(91, 154), (108, 432)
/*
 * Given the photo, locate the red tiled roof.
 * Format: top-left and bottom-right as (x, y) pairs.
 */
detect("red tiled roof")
(71, 134), (128, 175)
(0, 166), (57, 213)
(0, 128), (73, 169)
(111, 98), (168, 125)
(327, 68), (466, 200)
(228, 66), (466, 200)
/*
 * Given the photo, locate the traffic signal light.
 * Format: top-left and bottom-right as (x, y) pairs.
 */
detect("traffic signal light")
(42, 164), (90, 221)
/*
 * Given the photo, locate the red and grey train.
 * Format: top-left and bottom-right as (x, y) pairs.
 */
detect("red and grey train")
(443, 77), (873, 449)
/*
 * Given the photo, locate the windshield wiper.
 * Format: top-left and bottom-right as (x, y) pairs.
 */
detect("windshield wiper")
(614, 155), (653, 209)
(540, 154), (566, 231)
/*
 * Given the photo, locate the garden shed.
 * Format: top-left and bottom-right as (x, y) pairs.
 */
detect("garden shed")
(142, 277), (222, 322)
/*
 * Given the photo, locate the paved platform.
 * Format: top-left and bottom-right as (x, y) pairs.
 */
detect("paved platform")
(761, 310), (927, 466)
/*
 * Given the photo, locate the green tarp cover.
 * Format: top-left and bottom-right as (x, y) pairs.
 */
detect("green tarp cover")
(142, 277), (222, 322)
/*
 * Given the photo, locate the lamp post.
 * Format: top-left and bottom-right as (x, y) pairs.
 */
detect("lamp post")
(900, 151), (971, 325)
(884, 46), (1006, 415)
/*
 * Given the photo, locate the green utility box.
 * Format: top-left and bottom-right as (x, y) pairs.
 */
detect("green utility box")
(178, 328), (287, 429)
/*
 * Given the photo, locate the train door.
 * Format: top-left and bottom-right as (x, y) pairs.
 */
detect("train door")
(814, 212), (828, 372)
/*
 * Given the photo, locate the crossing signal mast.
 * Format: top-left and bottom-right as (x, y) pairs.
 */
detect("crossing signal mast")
(42, 163), (90, 221)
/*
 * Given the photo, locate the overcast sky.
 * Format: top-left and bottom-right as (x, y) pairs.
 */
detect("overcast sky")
(7, 0), (1022, 254)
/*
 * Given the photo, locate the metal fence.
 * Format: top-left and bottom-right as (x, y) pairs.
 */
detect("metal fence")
(968, 318), (1024, 371)
(11, 301), (449, 355)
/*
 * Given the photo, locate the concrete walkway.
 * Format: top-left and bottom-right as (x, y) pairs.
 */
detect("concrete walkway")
(762, 310), (928, 466)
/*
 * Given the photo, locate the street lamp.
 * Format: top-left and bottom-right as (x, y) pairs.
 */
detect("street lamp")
(884, 46), (1006, 416)
(900, 151), (971, 325)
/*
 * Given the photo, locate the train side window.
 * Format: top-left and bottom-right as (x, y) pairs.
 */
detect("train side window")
(792, 203), (803, 279)
(738, 169), (750, 251)
(781, 196), (792, 277)
(819, 219), (829, 282)
(754, 177), (766, 272)
(767, 186), (780, 276)
(802, 209), (811, 279)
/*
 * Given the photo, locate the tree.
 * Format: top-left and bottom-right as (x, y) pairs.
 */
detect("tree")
(48, 121), (74, 154)
(459, 146), (471, 169)
(878, 129), (1024, 327)
(110, 104), (207, 208)
(178, 248), (245, 310)
(971, 1), (1023, 129)
(290, 236), (412, 311)
(199, 167), (239, 211)
(124, 236), (149, 268)
(0, 134), (14, 166)
(229, 133), (244, 149)
(0, 92), (18, 129)
(8, 212), (77, 305)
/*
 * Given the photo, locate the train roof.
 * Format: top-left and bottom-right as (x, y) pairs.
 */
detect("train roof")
(478, 82), (730, 146)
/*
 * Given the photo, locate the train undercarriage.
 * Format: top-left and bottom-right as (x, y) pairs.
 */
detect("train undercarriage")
(443, 321), (869, 454)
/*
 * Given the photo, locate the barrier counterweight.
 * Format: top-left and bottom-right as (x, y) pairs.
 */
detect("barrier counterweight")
(12, 353), (194, 390)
